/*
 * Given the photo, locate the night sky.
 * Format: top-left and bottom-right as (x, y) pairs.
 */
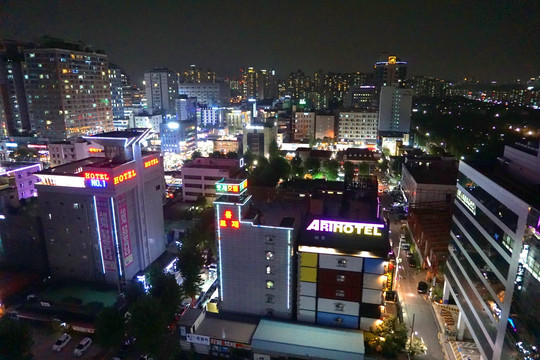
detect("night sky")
(1, 0), (539, 83)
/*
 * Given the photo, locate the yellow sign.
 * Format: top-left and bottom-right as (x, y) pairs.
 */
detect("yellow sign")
(388, 56), (397, 64)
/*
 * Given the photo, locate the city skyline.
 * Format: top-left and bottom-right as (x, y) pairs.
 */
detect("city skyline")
(2, 0), (539, 83)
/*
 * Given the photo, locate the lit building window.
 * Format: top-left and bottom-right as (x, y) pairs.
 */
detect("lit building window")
(266, 251), (274, 261)
(266, 265), (273, 275)
(266, 280), (274, 289)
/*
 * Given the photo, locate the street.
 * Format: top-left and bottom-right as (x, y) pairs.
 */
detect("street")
(381, 191), (445, 360)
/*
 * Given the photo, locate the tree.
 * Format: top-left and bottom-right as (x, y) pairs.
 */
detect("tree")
(268, 156), (291, 182)
(149, 270), (182, 321)
(407, 335), (427, 358)
(94, 306), (125, 350)
(343, 161), (355, 184)
(0, 316), (34, 360)
(226, 151), (239, 159)
(290, 156), (304, 179)
(371, 315), (408, 356)
(243, 149), (254, 169)
(129, 296), (167, 356)
(268, 140), (280, 159)
(321, 159), (339, 180)
(191, 151), (202, 160)
(357, 161), (370, 176)
(304, 157), (320, 174)
(177, 238), (204, 303)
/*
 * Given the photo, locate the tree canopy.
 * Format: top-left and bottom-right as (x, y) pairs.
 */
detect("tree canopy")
(94, 306), (125, 350)
(371, 315), (408, 356)
(128, 296), (167, 356)
(0, 316), (34, 360)
(321, 159), (339, 180)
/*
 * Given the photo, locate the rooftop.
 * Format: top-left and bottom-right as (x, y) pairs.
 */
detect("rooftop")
(404, 161), (458, 185)
(194, 312), (259, 344)
(252, 319), (364, 359)
(0, 162), (41, 175)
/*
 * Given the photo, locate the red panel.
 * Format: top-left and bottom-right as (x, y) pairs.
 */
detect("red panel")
(318, 282), (362, 302)
(318, 268), (363, 288)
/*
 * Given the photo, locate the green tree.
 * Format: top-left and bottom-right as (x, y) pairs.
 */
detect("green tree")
(407, 335), (428, 358)
(209, 151), (226, 158)
(0, 316), (34, 360)
(243, 149), (254, 169)
(372, 315), (408, 357)
(129, 296), (166, 356)
(321, 159), (339, 180)
(268, 156), (291, 182)
(290, 156), (304, 179)
(191, 151), (202, 160)
(149, 271), (182, 321)
(177, 239), (204, 303)
(358, 161), (370, 176)
(390, 156), (404, 176)
(226, 151), (239, 159)
(304, 157), (320, 174)
(94, 306), (125, 350)
(343, 161), (355, 184)
(268, 140), (280, 159)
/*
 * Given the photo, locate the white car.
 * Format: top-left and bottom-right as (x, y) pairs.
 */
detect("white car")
(52, 333), (71, 351)
(73, 337), (92, 356)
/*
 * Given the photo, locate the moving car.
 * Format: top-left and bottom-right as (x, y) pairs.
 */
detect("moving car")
(52, 333), (71, 351)
(73, 337), (92, 356)
(417, 281), (428, 294)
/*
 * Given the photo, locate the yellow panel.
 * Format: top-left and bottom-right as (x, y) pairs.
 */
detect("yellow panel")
(300, 266), (317, 283)
(300, 252), (318, 268)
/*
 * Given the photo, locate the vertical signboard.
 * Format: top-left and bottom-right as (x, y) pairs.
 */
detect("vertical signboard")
(95, 197), (117, 272)
(117, 194), (133, 267)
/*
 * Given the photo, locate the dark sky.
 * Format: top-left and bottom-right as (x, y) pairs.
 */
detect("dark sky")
(1, 0), (539, 84)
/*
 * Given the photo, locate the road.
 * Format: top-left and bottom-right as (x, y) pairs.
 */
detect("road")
(381, 192), (445, 360)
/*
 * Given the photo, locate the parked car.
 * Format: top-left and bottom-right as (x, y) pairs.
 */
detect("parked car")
(73, 337), (92, 356)
(52, 333), (71, 351)
(417, 281), (428, 294)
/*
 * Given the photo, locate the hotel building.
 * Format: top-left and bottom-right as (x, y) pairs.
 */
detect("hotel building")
(35, 129), (166, 286)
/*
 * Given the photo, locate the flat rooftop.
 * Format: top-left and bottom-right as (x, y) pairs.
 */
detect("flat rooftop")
(0, 161), (41, 174)
(252, 319), (364, 359)
(404, 162), (458, 185)
(194, 312), (259, 344)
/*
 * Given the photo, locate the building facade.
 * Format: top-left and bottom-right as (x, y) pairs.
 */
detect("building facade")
(374, 55), (407, 87)
(181, 158), (241, 202)
(243, 124), (277, 158)
(35, 129), (166, 286)
(0, 162), (42, 200)
(444, 143), (540, 359)
(338, 112), (378, 145)
(160, 119), (196, 154)
(294, 112), (315, 142)
(48, 139), (105, 167)
(314, 114), (336, 140)
(144, 68), (178, 113)
(178, 82), (230, 107)
(24, 48), (113, 140)
(378, 85), (413, 134)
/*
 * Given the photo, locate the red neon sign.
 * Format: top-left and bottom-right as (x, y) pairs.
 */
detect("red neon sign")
(89, 147), (102, 153)
(113, 170), (136, 185)
(144, 158), (159, 168)
(84, 172), (110, 181)
(220, 210), (240, 229)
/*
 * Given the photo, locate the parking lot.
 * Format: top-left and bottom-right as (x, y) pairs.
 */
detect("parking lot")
(30, 324), (104, 360)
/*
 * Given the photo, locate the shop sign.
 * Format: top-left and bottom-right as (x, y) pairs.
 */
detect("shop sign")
(306, 219), (384, 236)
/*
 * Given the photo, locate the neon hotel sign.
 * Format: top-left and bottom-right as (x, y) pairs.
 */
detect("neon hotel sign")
(306, 219), (384, 236)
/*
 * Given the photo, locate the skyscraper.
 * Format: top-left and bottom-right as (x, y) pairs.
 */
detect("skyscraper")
(0, 40), (31, 136)
(24, 46), (113, 140)
(144, 68), (178, 114)
(378, 84), (413, 134)
(374, 55), (407, 87)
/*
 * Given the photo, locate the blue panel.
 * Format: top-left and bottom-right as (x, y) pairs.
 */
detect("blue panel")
(364, 258), (385, 274)
(316, 311), (358, 329)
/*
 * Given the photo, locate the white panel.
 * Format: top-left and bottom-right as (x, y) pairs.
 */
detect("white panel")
(363, 273), (384, 289)
(299, 296), (316, 311)
(360, 317), (378, 331)
(299, 281), (317, 297)
(362, 288), (383, 304)
(297, 309), (316, 323)
(319, 254), (363, 272)
(317, 298), (360, 316)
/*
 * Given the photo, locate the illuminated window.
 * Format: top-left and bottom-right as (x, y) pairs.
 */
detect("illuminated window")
(266, 251), (274, 261)
(266, 265), (273, 275)
(337, 258), (347, 268)
(334, 302), (344, 311)
(266, 280), (274, 289)
(336, 274), (346, 282)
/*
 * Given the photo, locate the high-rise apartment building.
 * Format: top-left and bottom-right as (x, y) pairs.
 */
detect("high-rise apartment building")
(177, 82), (230, 107)
(444, 142), (540, 360)
(144, 68), (178, 113)
(314, 114), (336, 140)
(24, 47), (113, 140)
(378, 85), (412, 134)
(108, 64), (126, 120)
(374, 55), (407, 87)
(35, 129), (166, 286)
(338, 112), (378, 145)
(0, 40), (31, 136)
